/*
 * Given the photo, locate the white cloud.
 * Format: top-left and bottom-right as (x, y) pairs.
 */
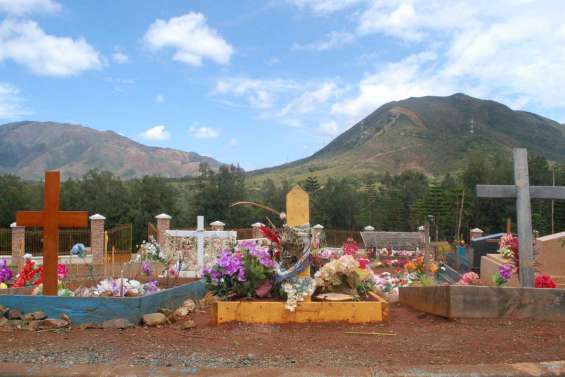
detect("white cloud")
(143, 12), (233, 66)
(140, 125), (170, 141)
(287, 0), (364, 14)
(0, 0), (60, 15)
(318, 119), (340, 136)
(154, 94), (165, 103)
(292, 31), (355, 51)
(276, 81), (342, 117)
(189, 126), (219, 139)
(266, 57), (280, 65)
(0, 19), (102, 76)
(214, 77), (300, 109)
(0, 83), (26, 119)
(111, 51), (128, 64)
(227, 138), (238, 146)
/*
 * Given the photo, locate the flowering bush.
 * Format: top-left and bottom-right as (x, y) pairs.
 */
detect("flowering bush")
(535, 275), (557, 288)
(492, 264), (512, 286)
(202, 241), (275, 299)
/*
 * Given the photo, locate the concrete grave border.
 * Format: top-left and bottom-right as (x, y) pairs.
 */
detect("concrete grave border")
(399, 285), (565, 320)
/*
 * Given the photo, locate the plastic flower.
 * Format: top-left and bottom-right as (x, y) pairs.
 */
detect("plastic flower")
(498, 264), (513, 281)
(142, 261), (152, 276)
(0, 259), (13, 283)
(535, 275), (556, 288)
(57, 264), (68, 280)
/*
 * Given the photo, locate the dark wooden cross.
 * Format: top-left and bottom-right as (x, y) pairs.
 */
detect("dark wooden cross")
(476, 148), (565, 287)
(16, 171), (88, 295)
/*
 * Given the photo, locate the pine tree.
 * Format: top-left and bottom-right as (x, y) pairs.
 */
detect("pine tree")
(304, 176), (321, 194)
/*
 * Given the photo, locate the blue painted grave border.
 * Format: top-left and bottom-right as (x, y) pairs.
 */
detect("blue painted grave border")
(0, 280), (207, 324)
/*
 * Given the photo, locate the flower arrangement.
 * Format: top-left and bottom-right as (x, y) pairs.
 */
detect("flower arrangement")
(457, 271), (480, 285)
(282, 277), (316, 311)
(74, 277), (160, 297)
(534, 275), (557, 288)
(137, 236), (168, 264)
(498, 234), (519, 275)
(342, 237), (359, 256)
(492, 264), (512, 286)
(202, 241), (275, 299)
(313, 255), (375, 299)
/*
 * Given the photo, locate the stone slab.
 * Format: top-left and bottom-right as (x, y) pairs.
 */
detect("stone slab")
(400, 285), (565, 320)
(0, 280), (207, 324)
(480, 254), (520, 287)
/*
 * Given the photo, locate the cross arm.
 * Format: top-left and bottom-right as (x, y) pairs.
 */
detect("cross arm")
(16, 211), (43, 227)
(529, 186), (565, 200)
(476, 185), (516, 198)
(58, 211), (89, 228)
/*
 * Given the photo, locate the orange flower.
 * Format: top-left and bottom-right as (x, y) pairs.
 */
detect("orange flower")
(405, 261), (416, 271)
(429, 263), (438, 274)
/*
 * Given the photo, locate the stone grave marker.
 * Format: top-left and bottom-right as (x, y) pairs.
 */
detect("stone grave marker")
(477, 148), (565, 287)
(286, 185), (310, 227)
(16, 171), (89, 295)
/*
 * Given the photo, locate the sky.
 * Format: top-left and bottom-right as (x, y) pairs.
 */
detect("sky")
(1, 0), (565, 170)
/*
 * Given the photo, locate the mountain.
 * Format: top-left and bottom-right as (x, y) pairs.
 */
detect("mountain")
(0, 121), (223, 179)
(251, 93), (565, 181)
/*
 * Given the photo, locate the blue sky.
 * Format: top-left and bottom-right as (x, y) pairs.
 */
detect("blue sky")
(1, 0), (565, 170)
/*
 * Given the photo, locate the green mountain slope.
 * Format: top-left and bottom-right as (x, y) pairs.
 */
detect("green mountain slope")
(251, 93), (565, 182)
(0, 121), (223, 179)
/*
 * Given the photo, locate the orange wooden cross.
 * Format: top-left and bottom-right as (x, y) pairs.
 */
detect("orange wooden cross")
(16, 171), (88, 296)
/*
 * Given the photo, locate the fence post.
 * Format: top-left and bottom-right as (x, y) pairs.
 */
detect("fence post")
(210, 220), (225, 231)
(90, 214), (106, 264)
(10, 222), (25, 268)
(155, 213), (172, 249)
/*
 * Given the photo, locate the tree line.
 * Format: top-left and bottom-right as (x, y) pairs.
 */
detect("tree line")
(0, 152), (564, 246)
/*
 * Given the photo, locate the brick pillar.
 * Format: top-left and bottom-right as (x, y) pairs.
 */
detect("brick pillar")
(155, 213), (171, 249)
(89, 214), (106, 264)
(251, 222), (264, 238)
(10, 222), (25, 268)
(210, 221), (225, 231)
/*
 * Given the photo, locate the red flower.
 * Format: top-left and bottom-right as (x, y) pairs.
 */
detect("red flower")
(535, 275), (556, 288)
(259, 226), (281, 244)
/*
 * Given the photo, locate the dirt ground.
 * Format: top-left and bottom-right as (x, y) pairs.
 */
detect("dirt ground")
(2, 303), (564, 368)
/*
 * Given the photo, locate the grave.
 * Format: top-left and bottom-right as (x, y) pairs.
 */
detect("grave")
(0, 171), (208, 324)
(213, 185), (388, 324)
(400, 149), (565, 320)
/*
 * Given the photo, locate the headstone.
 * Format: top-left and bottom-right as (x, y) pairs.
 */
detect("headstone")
(286, 186), (309, 227)
(15, 171), (89, 295)
(534, 231), (565, 287)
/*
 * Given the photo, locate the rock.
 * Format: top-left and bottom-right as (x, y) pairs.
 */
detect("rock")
(174, 307), (190, 318)
(59, 313), (71, 323)
(0, 305), (8, 316)
(182, 299), (196, 312)
(0, 317), (8, 326)
(78, 322), (101, 330)
(180, 319), (196, 330)
(8, 320), (24, 329)
(101, 318), (134, 329)
(31, 311), (47, 320)
(23, 313), (35, 322)
(159, 308), (173, 317)
(142, 313), (167, 327)
(6, 309), (22, 320)
(28, 319), (69, 331)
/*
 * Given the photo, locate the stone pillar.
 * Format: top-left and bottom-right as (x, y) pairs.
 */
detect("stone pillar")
(312, 224), (324, 238)
(210, 221), (225, 231)
(155, 213), (172, 249)
(364, 225), (375, 231)
(470, 227), (484, 240)
(89, 214), (106, 264)
(10, 222), (25, 268)
(251, 222), (264, 238)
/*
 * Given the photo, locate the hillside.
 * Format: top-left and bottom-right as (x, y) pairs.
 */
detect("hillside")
(251, 93), (565, 182)
(0, 122), (223, 179)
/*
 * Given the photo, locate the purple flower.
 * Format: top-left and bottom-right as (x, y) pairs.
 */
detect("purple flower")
(0, 259), (13, 283)
(237, 268), (247, 282)
(499, 264), (513, 280)
(142, 261), (152, 276)
(144, 280), (159, 294)
(210, 270), (221, 283)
